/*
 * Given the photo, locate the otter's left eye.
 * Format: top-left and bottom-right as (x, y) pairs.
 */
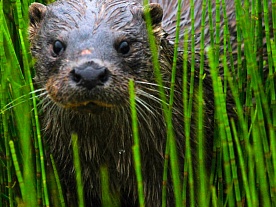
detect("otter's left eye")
(52, 40), (65, 56)
(117, 41), (130, 55)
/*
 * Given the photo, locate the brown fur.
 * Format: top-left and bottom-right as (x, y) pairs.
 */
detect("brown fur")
(28, 0), (244, 206)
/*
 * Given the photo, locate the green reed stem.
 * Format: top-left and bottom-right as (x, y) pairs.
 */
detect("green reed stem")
(142, 1), (166, 103)
(263, 1), (276, 200)
(15, 0), (47, 204)
(72, 133), (85, 207)
(233, 0), (243, 98)
(223, 27), (242, 206)
(50, 154), (65, 207)
(129, 79), (145, 207)
(270, 41), (276, 196)
(198, 0), (207, 206)
(217, 146), (223, 206)
(215, 0), (221, 64)
(12, 1), (38, 206)
(211, 186), (218, 207)
(263, 0), (273, 77)
(182, 30), (195, 206)
(142, 9), (170, 203)
(101, 167), (118, 207)
(221, 0), (234, 76)
(252, 119), (271, 207)
(143, 1), (182, 206)
(9, 141), (25, 201)
(0, 5), (14, 205)
(231, 119), (252, 206)
(3, 107), (14, 207)
(2, 2), (37, 206)
(242, 1), (275, 205)
(208, 47), (235, 207)
(227, 52), (259, 205)
(167, 0), (183, 205)
(273, 0), (276, 45)
(185, 1), (196, 205)
(208, 0), (215, 53)
(255, 0), (264, 76)
(223, 63), (241, 207)
(188, 0), (196, 131)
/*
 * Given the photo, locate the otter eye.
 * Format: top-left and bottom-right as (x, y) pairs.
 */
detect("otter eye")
(117, 41), (130, 55)
(53, 40), (65, 56)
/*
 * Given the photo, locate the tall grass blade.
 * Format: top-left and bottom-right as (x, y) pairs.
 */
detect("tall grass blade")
(72, 133), (85, 207)
(129, 79), (145, 207)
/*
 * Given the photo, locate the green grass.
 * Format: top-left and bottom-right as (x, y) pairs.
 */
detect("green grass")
(0, 0), (275, 206)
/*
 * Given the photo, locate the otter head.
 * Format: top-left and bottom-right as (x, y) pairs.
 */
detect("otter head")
(29, 0), (165, 113)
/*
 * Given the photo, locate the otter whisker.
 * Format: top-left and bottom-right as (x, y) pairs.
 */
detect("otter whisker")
(1, 102), (27, 113)
(135, 104), (152, 132)
(1, 94), (31, 110)
(138, 89), (183, 115)
(29, 88), (47, 94)
(136, 89), (169, 106)
(1, 91), (46, 113)
(135, 97), (156, 117)
(135, 80), (171, 90)
(135, 102), (163, 135)
(32, 91), (48, 99)
(139, 87), (169, 94)
(41, 98), (55, 111)
(35, 96), (50, 109)
(136, 96), (164, 119)
(143, 86), (182, 95)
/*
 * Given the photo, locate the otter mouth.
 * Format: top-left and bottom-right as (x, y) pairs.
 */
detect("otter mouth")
(64, 100), (114, 113)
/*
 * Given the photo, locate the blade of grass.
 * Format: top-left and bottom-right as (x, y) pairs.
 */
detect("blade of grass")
(142, 2), (182, 206)
(208, 47), (235, 207)
(198, 0), (208, 206)
(0, 3), (14, 206)
(223, 29), (242, 206)
(182, 30), (195, 207)
(50, 154), (65, 207)
(270, 41), (276, 201)
(231, 119), (252, 206)
(167, 0), (183, 205)
(273, 0), (276, 45)
(9, 141), (25, 202)
(14, 0), (47, 205)
(185, 1), (197, 205)
(71, 133), (85, 207)
(252, 115), (271, 207)
(142, 7), (170, 205)
(129, 79), (145, 207)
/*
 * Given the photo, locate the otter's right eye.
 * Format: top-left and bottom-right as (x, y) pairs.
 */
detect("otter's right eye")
(52, 40), (65, 56)
(117, 41), (130, 55)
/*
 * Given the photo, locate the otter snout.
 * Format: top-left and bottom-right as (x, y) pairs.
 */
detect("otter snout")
(70, 61), (110, 90)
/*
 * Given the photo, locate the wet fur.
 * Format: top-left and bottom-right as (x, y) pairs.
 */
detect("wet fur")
(27, 0), (241, 206)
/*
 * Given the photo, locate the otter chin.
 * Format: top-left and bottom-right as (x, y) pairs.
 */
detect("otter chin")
(64, 100), (115, 113)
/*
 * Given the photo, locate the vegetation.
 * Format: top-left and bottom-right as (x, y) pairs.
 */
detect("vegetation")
(0, 0), (275, 206)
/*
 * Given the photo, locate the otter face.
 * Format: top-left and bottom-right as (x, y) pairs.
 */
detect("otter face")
(29, 0), (164, 112)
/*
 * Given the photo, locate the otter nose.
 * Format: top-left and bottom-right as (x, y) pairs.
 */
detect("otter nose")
(70, 61), (109, 90)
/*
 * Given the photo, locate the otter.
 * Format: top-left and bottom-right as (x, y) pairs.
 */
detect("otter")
(28, 0), (239, 206)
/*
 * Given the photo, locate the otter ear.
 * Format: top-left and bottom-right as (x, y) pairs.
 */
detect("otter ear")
(143, 3), (163, 25)
(29, 3), (47, 41)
